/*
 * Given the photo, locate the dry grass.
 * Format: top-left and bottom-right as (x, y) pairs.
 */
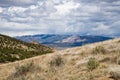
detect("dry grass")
(0, 38), (120, 80)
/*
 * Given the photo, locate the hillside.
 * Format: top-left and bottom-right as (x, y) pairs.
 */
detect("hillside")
(0, 34), (53, 63)
(16, 34), (112, 49)
(0, 38), (120, 80)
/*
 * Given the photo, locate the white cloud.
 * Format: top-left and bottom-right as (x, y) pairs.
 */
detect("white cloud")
(54, 1), (80, 15)
(92, 23), (110, 31)
(0, 7), (3, 13)
(29, 5), (38, 10)
(113, 1), (120, 5)
(8, 6), (27, 13)
(10, 17), (34, 22)
(82, 5), (100, 13)
(0, 18), (33, 30)
(89, 23), (115, 36)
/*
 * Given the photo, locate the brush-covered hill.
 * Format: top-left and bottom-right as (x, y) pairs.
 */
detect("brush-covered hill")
(0, 38), (120, 80)
(0, 34), (53, 63)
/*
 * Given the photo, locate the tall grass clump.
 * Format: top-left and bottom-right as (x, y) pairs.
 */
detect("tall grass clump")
(92, 46), (107, 54)
(50, 56), (64, 67)
(13, 62), (34, 78)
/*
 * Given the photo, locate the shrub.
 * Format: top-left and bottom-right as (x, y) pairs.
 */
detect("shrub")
(87, 58), (99, 71)
(100, 57), (110, 63)
(13, 62), (34, 77)
(50, 56), (64, 67)
(87, 73), (94, 80)
(110, 55), (119, 64)
(92, 46), (106, 54)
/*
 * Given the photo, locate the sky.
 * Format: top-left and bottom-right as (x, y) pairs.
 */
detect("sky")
(0, 0), (120, 37)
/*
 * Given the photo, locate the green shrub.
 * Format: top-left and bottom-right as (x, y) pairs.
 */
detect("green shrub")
(50, 56), (64, 67)
(92, 46), (106, 54)
(87, 58), (99, 71)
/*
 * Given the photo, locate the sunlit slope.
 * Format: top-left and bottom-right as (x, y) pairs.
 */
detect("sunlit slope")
(0, 38), (120, 80)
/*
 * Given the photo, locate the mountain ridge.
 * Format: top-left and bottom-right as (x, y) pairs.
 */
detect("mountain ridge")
(16, 34), (112, 49)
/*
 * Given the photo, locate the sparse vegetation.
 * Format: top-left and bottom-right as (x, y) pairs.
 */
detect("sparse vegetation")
(87, 72), (94, 80)
(87, 58), (99, 71)
(0, 38), (120, 80)
(7, 62), (35, 80)
(14, 62), (34, 77)
(110, 55), (119, 64)
(50, 56), (64, 67)
(92, 46), (107, 54)
(100, 57), (110, 63)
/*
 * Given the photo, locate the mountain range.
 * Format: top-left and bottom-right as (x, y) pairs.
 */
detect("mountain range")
(16, 34), (112, 49)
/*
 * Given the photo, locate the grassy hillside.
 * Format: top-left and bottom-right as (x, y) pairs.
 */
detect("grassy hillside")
(0, 34), (53, 63)
(0, 38), (120, 80)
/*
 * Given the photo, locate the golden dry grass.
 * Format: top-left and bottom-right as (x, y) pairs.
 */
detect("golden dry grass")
(0, 38), (120, 80)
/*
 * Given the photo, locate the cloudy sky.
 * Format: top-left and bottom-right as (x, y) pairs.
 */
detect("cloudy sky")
(0, 0), (120, 37)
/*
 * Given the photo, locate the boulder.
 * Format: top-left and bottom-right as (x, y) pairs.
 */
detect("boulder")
(109, 65), (120, 80)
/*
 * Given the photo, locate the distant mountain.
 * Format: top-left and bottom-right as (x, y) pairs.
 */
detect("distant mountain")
(0, 34), (53, 63)
(16, 34), (70, 44)
(60, 35), (86, 43)
(16, 34), (112, 49)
